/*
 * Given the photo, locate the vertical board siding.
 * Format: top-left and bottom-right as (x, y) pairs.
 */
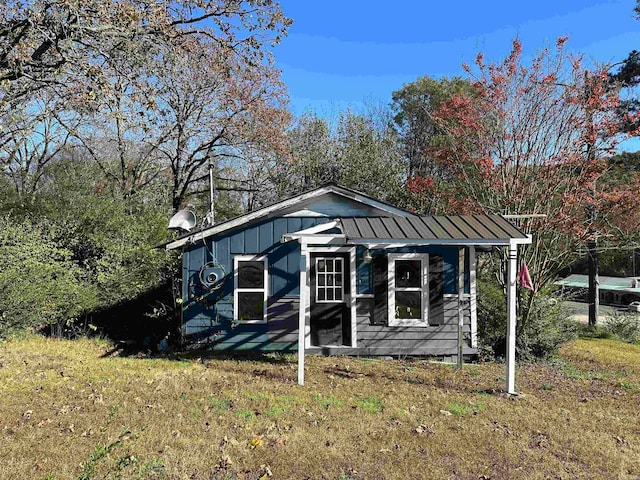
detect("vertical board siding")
(258, 222), (273, 252)
(184, 297), (300, 351)
(271, 218), (291, 298)
(244, 226), (259, 253)
(181, 213), (475, 354)
(356, 245), (373, 295)
(182, 217), (332, 345)
(229, 231), (244, 254)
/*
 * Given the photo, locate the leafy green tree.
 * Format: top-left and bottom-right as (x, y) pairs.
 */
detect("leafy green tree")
(272, 112), (335, 197)
(335, 111), (405, 202)
(391, 76), (474, 177)
(35, 157), (172, 310)
(0, 216), (97, 337)
(273, 110), (405, 203)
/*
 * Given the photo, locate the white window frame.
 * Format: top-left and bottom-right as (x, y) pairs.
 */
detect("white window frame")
(233, 255), (268, 324)
(315, 256), (345, 304)
(388, 253), (429, 327)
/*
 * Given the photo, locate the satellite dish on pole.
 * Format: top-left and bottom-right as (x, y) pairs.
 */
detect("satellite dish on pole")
(168, 210), (197, 232)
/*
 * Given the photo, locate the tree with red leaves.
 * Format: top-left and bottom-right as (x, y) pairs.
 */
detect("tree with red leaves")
(406, 37), (640, 293)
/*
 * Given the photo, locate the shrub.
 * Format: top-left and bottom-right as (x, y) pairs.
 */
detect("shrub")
(603, 313), (640, 344)
(0, 216), (97, 337)
(477, 278), (578, 360)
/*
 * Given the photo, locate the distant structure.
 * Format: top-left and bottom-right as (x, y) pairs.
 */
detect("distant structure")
(555, 274), (640, 306)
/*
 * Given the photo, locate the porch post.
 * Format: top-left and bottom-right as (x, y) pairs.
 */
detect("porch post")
(298, 242), (308, 386)
(457, 247), (465, 369)
(506, 241), (518, 395)
(469, 246), (477, 348)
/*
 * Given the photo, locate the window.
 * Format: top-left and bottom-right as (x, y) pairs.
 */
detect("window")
(315, 257), (344, 303)
(234, 255), (267, 323)
(388, 253), (429, 326)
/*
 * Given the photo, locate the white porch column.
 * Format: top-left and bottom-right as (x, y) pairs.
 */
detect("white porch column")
(297, 242), (308, 386)
(506, 241), (518, 395)
(469, 246), (478, 348)
(457, 247), (465, 369)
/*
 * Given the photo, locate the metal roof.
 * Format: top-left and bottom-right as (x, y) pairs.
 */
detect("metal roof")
(339, 215), (529, 245)
(554, 274), (640, 292)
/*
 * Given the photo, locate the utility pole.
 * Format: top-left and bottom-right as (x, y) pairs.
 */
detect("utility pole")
(206, 158), (215, 226)
(587, 233), (599, 327)
(585, 71), (599, 327)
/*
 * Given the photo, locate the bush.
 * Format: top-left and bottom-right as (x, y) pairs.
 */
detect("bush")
(477, 278), (578, 360)
(603, 313), (640, 344)
(0, 216), (97, 337)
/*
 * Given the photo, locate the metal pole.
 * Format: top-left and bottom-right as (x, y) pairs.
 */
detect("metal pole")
(585, 72), (599, 327)
(457, 247), (465, 369)
(208, 160), (215, 226)
(298, 243), (308, 386)
(506, 242), (518, 394)
(587, 237), (599, 327)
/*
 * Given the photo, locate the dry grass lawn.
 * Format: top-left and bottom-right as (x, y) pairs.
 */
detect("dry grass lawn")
(1, 336), (639, 479)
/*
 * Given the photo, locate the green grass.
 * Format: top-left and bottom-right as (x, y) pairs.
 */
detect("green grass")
(443, 398), (486, 416)
(234, 409), (257, 421)
(353, 395), (383, 413)
(313, 393), (345, 409)
(208, 395), (232, 414)
(1, 336), (640, 479)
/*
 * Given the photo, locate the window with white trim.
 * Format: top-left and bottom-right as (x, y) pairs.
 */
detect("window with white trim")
(315, 256), (344, 303)
(388, 253), (429, 326)
(233, 255), (268, 323)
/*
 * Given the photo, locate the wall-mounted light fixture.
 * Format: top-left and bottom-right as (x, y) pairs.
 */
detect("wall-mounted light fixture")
(362, 248), (373, 264)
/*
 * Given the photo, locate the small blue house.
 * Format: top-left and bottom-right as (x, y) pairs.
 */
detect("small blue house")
(164, 185), (530, 368)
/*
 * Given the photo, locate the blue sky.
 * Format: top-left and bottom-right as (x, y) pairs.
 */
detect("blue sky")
(275, 0), (640, 120)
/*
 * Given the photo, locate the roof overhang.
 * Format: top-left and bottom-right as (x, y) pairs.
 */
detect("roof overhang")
(338, 215), (531, 246)
(162, 185), (413, 250)
(280, 215), (531, 247)
(347, 237), (531, 248)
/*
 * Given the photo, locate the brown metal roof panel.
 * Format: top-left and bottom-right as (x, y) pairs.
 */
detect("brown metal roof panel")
(366, 217), (392, 239)
(446, 215), (482, 239)
(352, 218), (377, 239)
(381, 217), (405, 239)
(477, 215), (515, 239)
(409, 217), (437, 239)
(420, 216), (453, 239)
(435, 216), (468, 239)
(395, 217), (422, 239)
(340, 217), (359, 238)
(459, 215), (500, 239)
(489, 215), (528, 239)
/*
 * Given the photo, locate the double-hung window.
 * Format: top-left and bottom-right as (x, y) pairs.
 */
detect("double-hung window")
(388, 253), (429, 326)
(233, 255), (268, 323)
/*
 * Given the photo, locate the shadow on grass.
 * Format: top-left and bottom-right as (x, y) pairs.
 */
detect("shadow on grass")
(323, 366), (376, 379)
(41, 279), (181, 358)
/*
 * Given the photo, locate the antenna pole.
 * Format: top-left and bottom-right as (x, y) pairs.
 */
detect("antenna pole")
(208, 160), (215, 226)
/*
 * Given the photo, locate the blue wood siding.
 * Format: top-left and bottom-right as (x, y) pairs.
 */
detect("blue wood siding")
(355, 245), (467, 295)
(184, 297), (300, 351)
(180, 210), (471, 351)
(182, 217), (332, 345)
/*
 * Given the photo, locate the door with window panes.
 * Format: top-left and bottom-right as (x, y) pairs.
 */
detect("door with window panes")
(309, 252), (351, 346)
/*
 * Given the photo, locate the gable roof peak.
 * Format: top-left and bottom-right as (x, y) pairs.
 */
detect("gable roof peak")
(162, 183), (412, 250)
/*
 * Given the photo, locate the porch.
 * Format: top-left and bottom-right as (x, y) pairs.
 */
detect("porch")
(284, 214), (531, 394)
